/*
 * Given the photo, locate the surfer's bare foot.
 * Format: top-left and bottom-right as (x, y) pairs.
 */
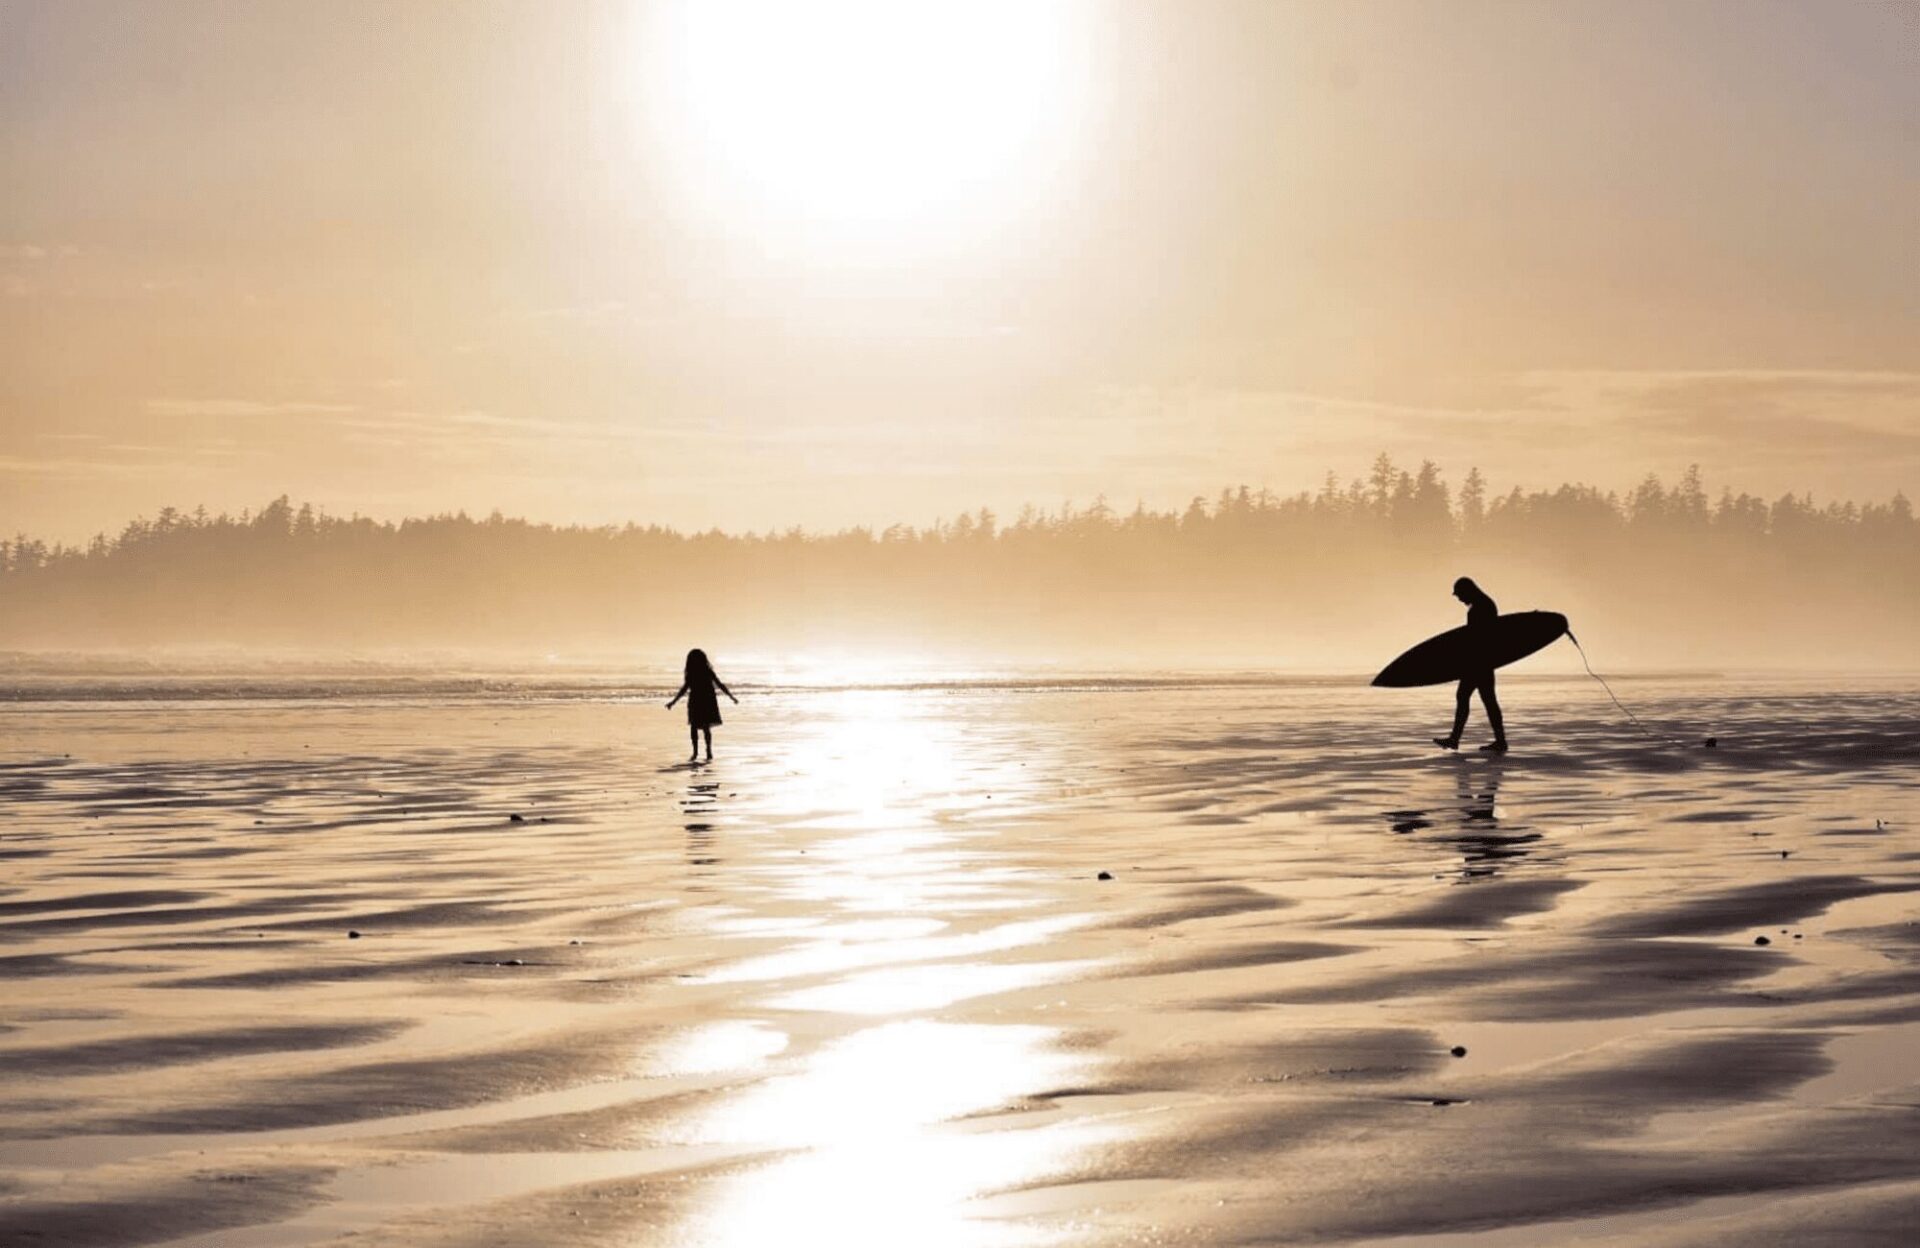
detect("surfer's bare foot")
(1433, 737), (1460, 750)
(1480, 741), (1509, 753)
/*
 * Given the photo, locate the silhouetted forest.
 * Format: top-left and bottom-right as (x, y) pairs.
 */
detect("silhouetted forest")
(3, 458), (1915, 668)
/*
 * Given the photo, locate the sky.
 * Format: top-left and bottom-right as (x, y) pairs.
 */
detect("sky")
(2, 0), (1916, 543)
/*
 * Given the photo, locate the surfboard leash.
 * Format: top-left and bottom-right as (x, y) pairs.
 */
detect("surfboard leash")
(1564, 629), (1706, 748)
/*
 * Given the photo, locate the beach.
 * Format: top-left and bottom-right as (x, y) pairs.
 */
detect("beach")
(3, 674), (1919, 1246)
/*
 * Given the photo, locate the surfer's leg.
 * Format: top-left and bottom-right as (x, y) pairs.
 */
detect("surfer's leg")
(1479, 674), (1507, 749)
(1436, 679), (1470, 748)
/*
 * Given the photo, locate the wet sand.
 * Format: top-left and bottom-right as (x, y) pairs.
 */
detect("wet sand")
(2, 675), (1918, 1246)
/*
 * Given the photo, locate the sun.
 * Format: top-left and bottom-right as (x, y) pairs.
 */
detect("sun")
(640, 0), (1086, 249)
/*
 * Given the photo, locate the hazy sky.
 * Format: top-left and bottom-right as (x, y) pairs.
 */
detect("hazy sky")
(3, 0), (1916, 541)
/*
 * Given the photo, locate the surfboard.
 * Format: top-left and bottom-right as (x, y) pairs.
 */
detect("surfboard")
(1371, 611), (1569, 687)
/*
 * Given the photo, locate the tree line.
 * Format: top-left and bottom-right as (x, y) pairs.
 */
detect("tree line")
(3, 457), (1914, 668)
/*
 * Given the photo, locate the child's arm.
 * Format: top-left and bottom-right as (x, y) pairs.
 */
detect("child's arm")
(666, 681), (687, 709)
(715, 675), (738, 703)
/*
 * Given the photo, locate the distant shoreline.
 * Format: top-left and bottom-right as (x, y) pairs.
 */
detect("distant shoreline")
(9, 668), (1920, 707)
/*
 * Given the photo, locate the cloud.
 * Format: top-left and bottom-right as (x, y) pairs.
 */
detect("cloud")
(1226, 370), (1920, 465)
(0, 455), (172, 480)
(520, 301), (630, 323)
(1522, 368), (1920, 413)
(136, 400), (651, 460)
(340, 409), (636, 445)
(144, 398), (361, 418)
(1517, 370), (1920, 460)
(1053, 369), (1920, 505)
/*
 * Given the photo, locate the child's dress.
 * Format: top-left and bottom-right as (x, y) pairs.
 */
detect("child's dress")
(686, 678), (723, 728)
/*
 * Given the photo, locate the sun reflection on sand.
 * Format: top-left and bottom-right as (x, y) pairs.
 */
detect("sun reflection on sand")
(700, 914), (1092, 985)
(692, 1124), (1113, 1248)
(690, 1022), (1075, 1148)
(683, 1022), (1099, 1247)
(766, 957), (1095, 1015)
(668, 688), (1108, 1242)
(638, 1020), (790, 1077)
(765, 689), (1020, 826)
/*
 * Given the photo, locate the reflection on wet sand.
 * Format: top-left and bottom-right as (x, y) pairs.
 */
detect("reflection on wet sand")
(1, 678), (1918, 1245)
(661, 692), (1105, 1246)
(1385, 758), (1545, 878)
(682, 776), (723, 868)
(682, 1021), (1098, 1248)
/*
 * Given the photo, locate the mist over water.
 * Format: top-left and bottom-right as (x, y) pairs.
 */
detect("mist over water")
(3, 461), (1915, 672)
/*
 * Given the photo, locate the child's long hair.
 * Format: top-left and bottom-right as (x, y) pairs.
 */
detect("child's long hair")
(684, 648), (713, 683)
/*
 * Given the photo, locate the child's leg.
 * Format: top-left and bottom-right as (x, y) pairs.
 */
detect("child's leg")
(688, 726), (699, 759)
(702, 727), (713, 758)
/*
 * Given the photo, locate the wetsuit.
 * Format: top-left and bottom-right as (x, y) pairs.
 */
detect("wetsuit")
(1451, 589), (1507, 746)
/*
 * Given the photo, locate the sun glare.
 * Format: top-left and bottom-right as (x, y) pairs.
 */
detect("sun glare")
(642, 0), (1086, 248)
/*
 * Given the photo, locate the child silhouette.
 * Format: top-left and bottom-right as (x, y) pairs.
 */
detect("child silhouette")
(667, 648), (737, 763)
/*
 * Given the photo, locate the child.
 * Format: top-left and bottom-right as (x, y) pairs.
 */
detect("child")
(666, 648), (737, 762)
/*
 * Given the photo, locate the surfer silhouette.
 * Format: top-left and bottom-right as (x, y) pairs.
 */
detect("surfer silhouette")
(1435, 577), (1508, 753)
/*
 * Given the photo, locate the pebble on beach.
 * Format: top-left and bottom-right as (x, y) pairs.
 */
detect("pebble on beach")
(1097, 870), (1114, 881)
(348, 930), (362, 939)
(1450, 1045), (1468, 1058)
(1754, 935), (1770, 946)
(509, 813), (526, 824)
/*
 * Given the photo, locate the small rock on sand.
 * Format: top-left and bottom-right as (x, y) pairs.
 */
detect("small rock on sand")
(509, 813), (526, 824)
(1754, 935), (1771, 946)
(348, 930), (362, 939)
(1450, 1045), (1468, 1058)
(1097, 871), (1113, 881)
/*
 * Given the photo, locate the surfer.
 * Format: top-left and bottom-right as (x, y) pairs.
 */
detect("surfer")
(1434, 577), (1508, 753)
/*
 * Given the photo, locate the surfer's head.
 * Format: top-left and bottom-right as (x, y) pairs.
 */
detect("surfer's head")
(1452, 576), (1481, 603)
